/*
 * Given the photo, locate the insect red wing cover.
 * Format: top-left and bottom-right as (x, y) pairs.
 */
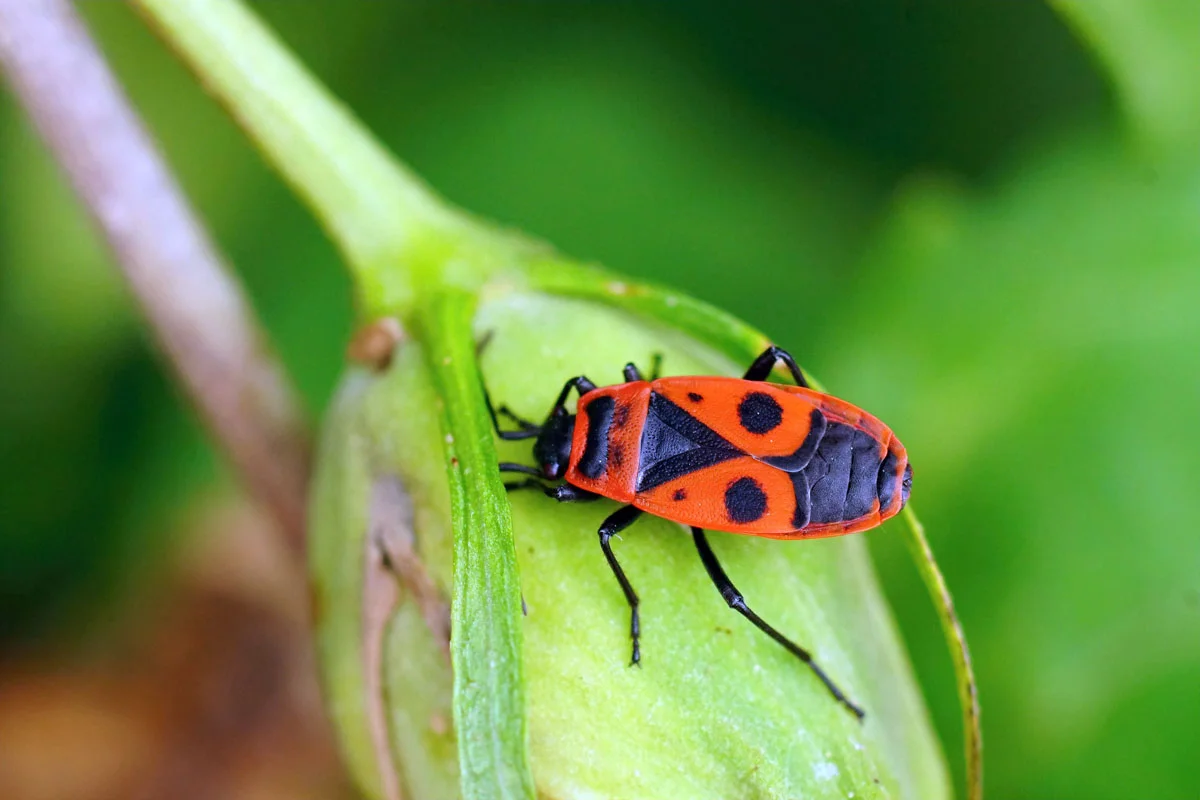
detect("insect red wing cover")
(632, 456), (808, 536)
(562, 375), (908, 539)
(648, 377), (820, 460)
(640, 376), (907, 538)
(564, 384), (651, 503)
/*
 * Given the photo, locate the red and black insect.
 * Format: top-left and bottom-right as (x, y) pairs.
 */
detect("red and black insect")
(488, 346), (912, 719)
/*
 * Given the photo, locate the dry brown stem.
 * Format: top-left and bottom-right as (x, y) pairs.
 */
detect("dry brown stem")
(0, 0), (311, 551)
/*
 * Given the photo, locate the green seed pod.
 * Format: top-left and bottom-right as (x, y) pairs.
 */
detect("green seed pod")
(310, 267), (950, 800)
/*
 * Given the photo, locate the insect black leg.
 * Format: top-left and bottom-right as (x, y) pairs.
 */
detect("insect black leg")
(503, 479), (599, 503)
(475, 329), (496, 356)
(485, 385), (541, 440)
(691, 527), (865, 720)
(548, 484), (599, 502)
(499, 462), (542, 477)
(503, 479), (546, 493)
(485, 374), (595, 441)
(648, 352), (663, 381)
(598, 505), (645, 665)
(742, 345), (809, 388)
(551, 375), (598, 410)
(624, 353), (664, 383)
(498, 405), (540, 431)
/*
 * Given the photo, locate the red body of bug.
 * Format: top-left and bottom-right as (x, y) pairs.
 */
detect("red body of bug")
(565, 376), (910, 538)
(489, 345), (912, 720)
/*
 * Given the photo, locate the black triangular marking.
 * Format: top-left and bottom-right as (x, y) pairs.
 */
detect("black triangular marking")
(636, 393), (739, 491)
(642, 414), (697, 465)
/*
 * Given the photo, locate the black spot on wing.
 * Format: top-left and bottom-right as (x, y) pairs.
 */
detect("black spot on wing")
(687, 392), (704, 403)
(673, 488), (687, 501)
(803, 421), (855, 524)
(762, 408), (826, 472)
(843, 429), (884, 520)
(738, 391), (783, 434)
(578, 395), (614, 479)
(725, 477), (767, 523)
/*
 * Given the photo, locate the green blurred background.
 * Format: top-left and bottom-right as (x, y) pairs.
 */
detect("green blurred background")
(2, 2), (1198, 798)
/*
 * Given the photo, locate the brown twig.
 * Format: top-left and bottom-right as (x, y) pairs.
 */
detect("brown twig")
(0, 0), (311, 552)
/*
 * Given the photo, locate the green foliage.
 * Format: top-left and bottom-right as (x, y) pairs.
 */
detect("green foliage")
(4, 1), (1199, 798)
(130, 2), (953, 796)
(839, 132), (1200, 799)
(1053, 0), (1200, 155)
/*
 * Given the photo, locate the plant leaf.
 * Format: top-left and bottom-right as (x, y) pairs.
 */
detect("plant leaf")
(1052, 0), (1200, 155)
(417, 290), (535, 800)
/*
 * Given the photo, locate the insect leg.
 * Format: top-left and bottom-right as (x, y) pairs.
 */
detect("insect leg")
(598, 505), (646, 665)
(623, 353), (664, 383)
(742, 345), (809, 388)
(499, 462), (542, 477)
(503, 479), (546, 493)
(484, 385), (541, 440)
(498, 405), (541, 430)
(503, 479), (599, 503)
(691, 527), (865, 720)
(547, 484), (599, 502)
(551, 375), (598, 411)
(486, 375), (594, 440)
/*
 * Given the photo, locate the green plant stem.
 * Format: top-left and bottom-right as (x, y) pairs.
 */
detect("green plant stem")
(130, 0), (467, 314)
(901, 507), (982, 800)
(418, 291), (535, 800)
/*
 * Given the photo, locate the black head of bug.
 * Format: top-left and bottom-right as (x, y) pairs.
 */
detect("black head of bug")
(901, 463), (913, 507)
(533, 408), (575, 479)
